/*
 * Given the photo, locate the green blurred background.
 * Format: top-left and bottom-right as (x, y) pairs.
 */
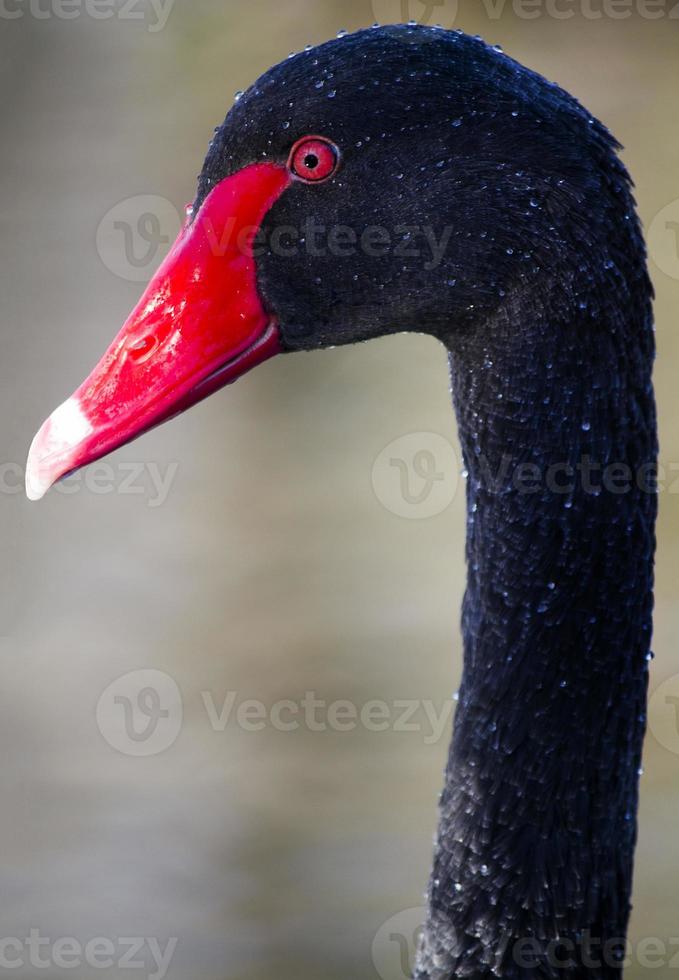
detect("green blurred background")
(2, 1), (678, 977)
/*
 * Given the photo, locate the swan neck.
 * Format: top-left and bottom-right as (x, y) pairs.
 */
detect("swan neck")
(418, 293), (657, 979)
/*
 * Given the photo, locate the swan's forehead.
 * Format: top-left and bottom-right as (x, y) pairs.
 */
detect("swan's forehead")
(195, 26), (506, 210)
(233, 26), (476, 132)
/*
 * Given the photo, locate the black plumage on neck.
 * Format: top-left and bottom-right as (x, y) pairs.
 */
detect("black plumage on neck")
(418, 214), (656, 978)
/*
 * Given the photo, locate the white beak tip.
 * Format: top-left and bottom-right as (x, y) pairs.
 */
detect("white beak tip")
(25, 397), (93, 501)
(25, 426), (53, 501)
(25, 479), (47, 503)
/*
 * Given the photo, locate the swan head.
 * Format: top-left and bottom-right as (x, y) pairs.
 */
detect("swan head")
(26, 25), (632, 500)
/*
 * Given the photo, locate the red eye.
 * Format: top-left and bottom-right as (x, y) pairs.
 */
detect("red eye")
(288, 136), (340, 183)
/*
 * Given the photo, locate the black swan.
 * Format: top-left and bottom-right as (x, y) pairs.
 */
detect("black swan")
(26, 25), (657, 980)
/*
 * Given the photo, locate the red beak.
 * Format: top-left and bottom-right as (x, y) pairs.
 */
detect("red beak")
(26, 162), (291, 501)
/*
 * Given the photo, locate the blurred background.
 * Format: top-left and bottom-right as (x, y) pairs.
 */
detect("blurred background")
(2, 1), (678, 977)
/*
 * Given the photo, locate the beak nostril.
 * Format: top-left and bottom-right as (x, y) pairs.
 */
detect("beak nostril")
(128, 335), (159, 362)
